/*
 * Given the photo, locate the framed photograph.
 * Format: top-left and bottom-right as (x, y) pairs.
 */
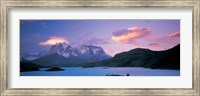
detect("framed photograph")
(1, 0), (199, 96)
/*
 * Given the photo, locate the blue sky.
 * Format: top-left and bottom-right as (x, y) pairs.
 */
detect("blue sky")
(20, 20), (180, 56)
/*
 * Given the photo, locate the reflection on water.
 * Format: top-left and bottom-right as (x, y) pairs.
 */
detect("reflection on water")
(20, 67), (180, 76)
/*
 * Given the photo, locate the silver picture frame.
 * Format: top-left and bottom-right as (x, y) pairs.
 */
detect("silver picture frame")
(0, 0), (199, 96)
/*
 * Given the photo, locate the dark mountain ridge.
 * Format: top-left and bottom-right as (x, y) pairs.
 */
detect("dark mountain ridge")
(86, 44), (180, 69)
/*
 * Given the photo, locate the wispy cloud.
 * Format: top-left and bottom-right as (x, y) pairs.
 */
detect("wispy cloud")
(39, 36), (70, 46)
(168, 31), (180, 37)
(78, 32), (110, 45)
(112, 27), (151, 44)
(86, 37), (109, 45)
(146, 31), (180, 42)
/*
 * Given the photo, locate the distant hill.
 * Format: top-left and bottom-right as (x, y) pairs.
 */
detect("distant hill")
(86, 44), (180, 69)
(32, 53), (70, 67)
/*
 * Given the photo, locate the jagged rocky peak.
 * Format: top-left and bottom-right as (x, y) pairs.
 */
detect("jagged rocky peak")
(22, 43), (110, 61)
(90, 45), (105, 55)
(65, 45), (80, 57)
(24, 43), (112, 67)
(79, 45), (89, 53)
(84, 45), (105, 55)
(65, 45), (73, 53)
(78, 45), (89, 54)
(49, 43), (65, 54)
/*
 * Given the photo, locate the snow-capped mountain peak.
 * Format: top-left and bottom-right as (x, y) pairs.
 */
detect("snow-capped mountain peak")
(49, 43), (65, 54)
(65, 46), (73, 52)
(21, 43), (111, 62)
(79, 45), (90, 54)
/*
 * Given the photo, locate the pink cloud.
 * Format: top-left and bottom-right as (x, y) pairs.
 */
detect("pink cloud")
(39, 36), (70, 46)
(146, 31), (180, 43)
(168, 31), (180, 37)
(148, 43), (160, 47)
(112, 27), (151, 44)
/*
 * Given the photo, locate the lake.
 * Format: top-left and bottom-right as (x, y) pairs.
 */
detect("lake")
(20, 67), (180, 76)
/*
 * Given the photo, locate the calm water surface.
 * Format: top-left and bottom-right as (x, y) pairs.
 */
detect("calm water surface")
(20, 67), (180, 76)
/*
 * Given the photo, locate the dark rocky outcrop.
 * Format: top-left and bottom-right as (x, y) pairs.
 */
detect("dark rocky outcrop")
(20, 62), (41, 72)
(45, 67), (65, 71)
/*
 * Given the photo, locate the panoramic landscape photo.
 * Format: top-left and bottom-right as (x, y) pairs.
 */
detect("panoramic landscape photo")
(20, 20), (180, 76)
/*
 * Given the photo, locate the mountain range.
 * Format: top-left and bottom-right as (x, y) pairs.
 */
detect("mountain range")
(21, 43), (111, 67)
(21, 43), (180, 70)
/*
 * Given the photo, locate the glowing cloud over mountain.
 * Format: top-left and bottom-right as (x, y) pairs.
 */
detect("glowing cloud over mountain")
(39, 36), (69, 46)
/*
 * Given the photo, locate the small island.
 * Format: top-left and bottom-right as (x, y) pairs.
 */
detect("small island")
(45, 67), (65, 71)
(106, 73), (130, 76)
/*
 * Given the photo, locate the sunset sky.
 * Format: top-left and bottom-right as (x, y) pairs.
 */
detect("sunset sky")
(20, 20), (180, 56)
